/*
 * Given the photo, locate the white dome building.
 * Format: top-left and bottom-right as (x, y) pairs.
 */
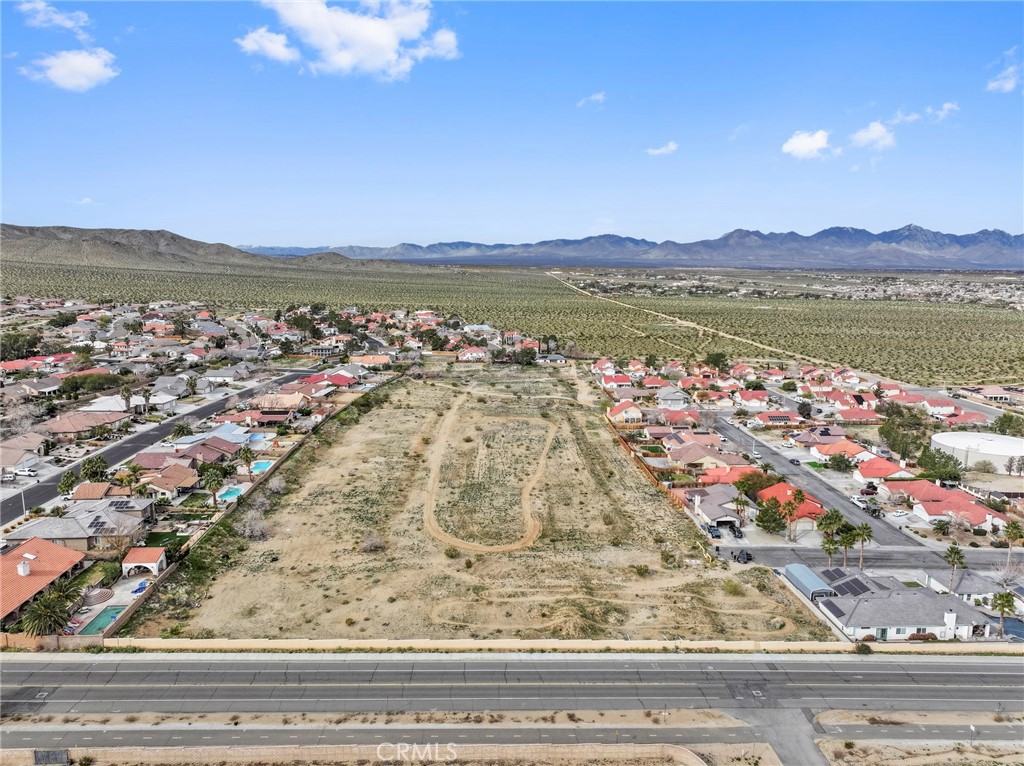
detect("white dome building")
(930, 432), (1024, 474)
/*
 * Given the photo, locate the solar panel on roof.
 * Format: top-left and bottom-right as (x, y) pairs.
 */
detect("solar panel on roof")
(820, 568), (844, 583)
(821, 601), (845, 619)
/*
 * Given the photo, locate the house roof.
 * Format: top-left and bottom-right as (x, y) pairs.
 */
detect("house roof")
(836, 408), (879, 421)
(819, 588), (988, 630)
(856, 457), (910, 479)
(0, 538), (85, 621)
(608, 400), (642, 418)
(122, 546), (166, 565)
(698, 465), (761, 485)
(38, 412), (128, 435)
(756, 482), (825, 519)
(71, 482), (131, 501)
(814, 439), (871, 458)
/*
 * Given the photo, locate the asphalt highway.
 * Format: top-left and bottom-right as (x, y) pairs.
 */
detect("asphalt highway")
(0, 372), (305, 526)
(4, 655), (1022, 717)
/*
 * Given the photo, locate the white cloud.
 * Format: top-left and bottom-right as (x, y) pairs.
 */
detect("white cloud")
(645, 140), (678, 156)
(987, 47), (1020, 93)
(235, 26), (300, 63)
(889, 109), (920, 125)
(781, 129), (830, 159)
(926, 101), (959, 121)
(256, 0), (458, 80)
(17, 0), (91, 43)
(72, 196), (93, 205)
(20, 48), (118, 92)
(850, 120), (895, 150)
(576, 91), (605, 108)
(728, 124), (749, 141)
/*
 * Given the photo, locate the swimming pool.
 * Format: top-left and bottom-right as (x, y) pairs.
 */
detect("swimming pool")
(251, 460), (273, 474)
(78, 605), (126, 635)
(218, 486), (243, 502)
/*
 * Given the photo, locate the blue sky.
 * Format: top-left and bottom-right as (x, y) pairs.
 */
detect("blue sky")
(3, 1), (1022, 247)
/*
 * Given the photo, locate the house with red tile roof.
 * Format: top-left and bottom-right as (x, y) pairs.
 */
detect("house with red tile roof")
(835, 408), (882, 425)
(754, 411), (803, 428)
(810, 439), (875, 463)
(601, 374), (632, 389)
(698, 465), (762, 485)
(853, 457), (914, 483)
(755, 482), (825, 529)
(734, 390), (770, 409)
(607, 401), (644, 426)
(1, 538), (85, 628)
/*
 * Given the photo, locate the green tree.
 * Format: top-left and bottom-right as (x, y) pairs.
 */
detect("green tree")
(120, 462), (144, 492)
(932, 519), (951, 536)
(992, 412), (1024, 437)
(203, 471), (224, 510)
(119, 384), (134, 413)
(44, 578), (82, 606)
(838, 529), (858, 567)
(943, 543), (966, 594)
(141, 388), (152, 414)
(703, 352), (729, 372)
(79, 455), (108, 483)
(238, 445), (256, 480)
(781, 488), (805, 542)
(817, 508), (846, 538)
(916, 447), (963, 482)
(20, 593), (70, 637)
(184, 376), (197, 397)
(780, 380), (797, 392)
(991, 592), (1017, 638)
(821, 536), (840, 567)
(172, 421), (193, 439)
(57, 470), (77, 497)
(755, 498), (786, 536)
(1003, 520), (1023, 567)
(797, 401), (813, 419)
(854, 522), (873, 570)
(826, 453), (855, 473)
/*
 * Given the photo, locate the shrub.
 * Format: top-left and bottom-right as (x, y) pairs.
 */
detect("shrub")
(631, 564), (650, 577)
(907, 632), (938, 641)
(360, 534), (387, 553)
(464, 559), (473, 569)
(723, 580), (744, 597)
(969, 542), (980, 548)
(854, 642), (873, 654)
(444, 546), (460, 559)
(859, 634), (876, 642)
(972, 528), (987, 536)
(844, 741), (855, 750)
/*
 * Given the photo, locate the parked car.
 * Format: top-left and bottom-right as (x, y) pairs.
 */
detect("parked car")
(751, 451), (763, 459)
(850, 496), (867, 509)
(707, 526), (722, 539)
(731, 526), (744, 539)
(788, 458), (801, 465)
(13, 468), (37, 477)
(889, 510), (909, 518)
(860, 487), (878, 496)
(736, 550), (752, 564)
(0, 474), (15, 483)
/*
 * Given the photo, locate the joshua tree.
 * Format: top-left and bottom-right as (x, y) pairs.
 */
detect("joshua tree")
(855, 522), (874, 570)
(944, 543), (966, 594)
(991, 592), (1017, 638)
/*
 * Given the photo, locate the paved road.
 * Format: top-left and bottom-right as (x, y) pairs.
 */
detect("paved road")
(0, 372), (305, 526)
(3, 721), (1022, 751)
(4, 655), (1022, 717)
(714, 417), (913, 546)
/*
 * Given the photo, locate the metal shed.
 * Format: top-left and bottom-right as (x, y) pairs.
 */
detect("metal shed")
(783, 563), (838, 602)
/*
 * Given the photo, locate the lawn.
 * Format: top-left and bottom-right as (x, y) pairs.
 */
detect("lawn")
(146, 531), (185, 547)
(178, 492), (212, 508)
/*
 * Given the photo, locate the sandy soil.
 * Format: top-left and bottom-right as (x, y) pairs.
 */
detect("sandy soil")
(689, 743), (783, 766)
(0, 752), (686, 766)
(817, 739), (1024, 766)
(4, 709), (744, 729)
(817, 710), (1024, 726)
(132, 361), (834, 642)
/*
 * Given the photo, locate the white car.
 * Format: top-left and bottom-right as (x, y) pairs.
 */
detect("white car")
(751, 451), (763, 459)
(849, 496), (867, 509)
(889, 510), (909, 518)
(13, 468), (37, 477)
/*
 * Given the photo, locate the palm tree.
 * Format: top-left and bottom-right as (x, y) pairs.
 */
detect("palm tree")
(817, 508), (845, 538)
(44, 578), (82, 607)
(238, 445), (256, 481)
(838, 530), (857, 568)
(184, 376), (197, 398)
(991, 592), (1016, 638)
(172, 421), (193, 439)
(141, 388), (152, 414)
(782, 500), (798, 543)
(854, 522), (873, 570)
(734, 496), (749, 523)
(821, 536), (840, 567)
(203, 471), (224, 510)
(20, 593), (71, 637)
(1004, 521), (1023, 567)
(932, 519), (951, 536)
(121, 462), (144, 492)
(119, 384), (134, 414)
(943, 543), (966, 594)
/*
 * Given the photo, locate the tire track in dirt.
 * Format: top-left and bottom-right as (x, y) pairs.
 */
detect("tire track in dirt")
(420, 393), (554, 553)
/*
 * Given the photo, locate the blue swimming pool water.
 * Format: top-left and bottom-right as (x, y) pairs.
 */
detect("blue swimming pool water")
(78, 605), (126, 635)
(251, 460), (273, 474)
(218, 486), (243, 501)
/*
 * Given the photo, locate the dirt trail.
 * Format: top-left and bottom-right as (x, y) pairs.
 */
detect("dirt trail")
(420, 393), (552, 553)
(550, 274), (836, 366)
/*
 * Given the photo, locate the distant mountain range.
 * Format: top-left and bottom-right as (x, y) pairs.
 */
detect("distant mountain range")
(240, 225), (1024, 270)
(2, 223), (1021, 273)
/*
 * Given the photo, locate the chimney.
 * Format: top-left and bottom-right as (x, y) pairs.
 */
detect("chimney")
(16, 560), (30, 576)
(943, 609), (957, 631)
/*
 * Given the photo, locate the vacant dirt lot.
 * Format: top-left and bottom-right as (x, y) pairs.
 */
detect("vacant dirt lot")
(134, 360), (833, 641)
(818, 739), (1024, 766)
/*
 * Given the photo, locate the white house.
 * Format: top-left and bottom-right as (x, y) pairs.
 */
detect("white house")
(655, 386), (691, 411)
(818, 588), (992, 642)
